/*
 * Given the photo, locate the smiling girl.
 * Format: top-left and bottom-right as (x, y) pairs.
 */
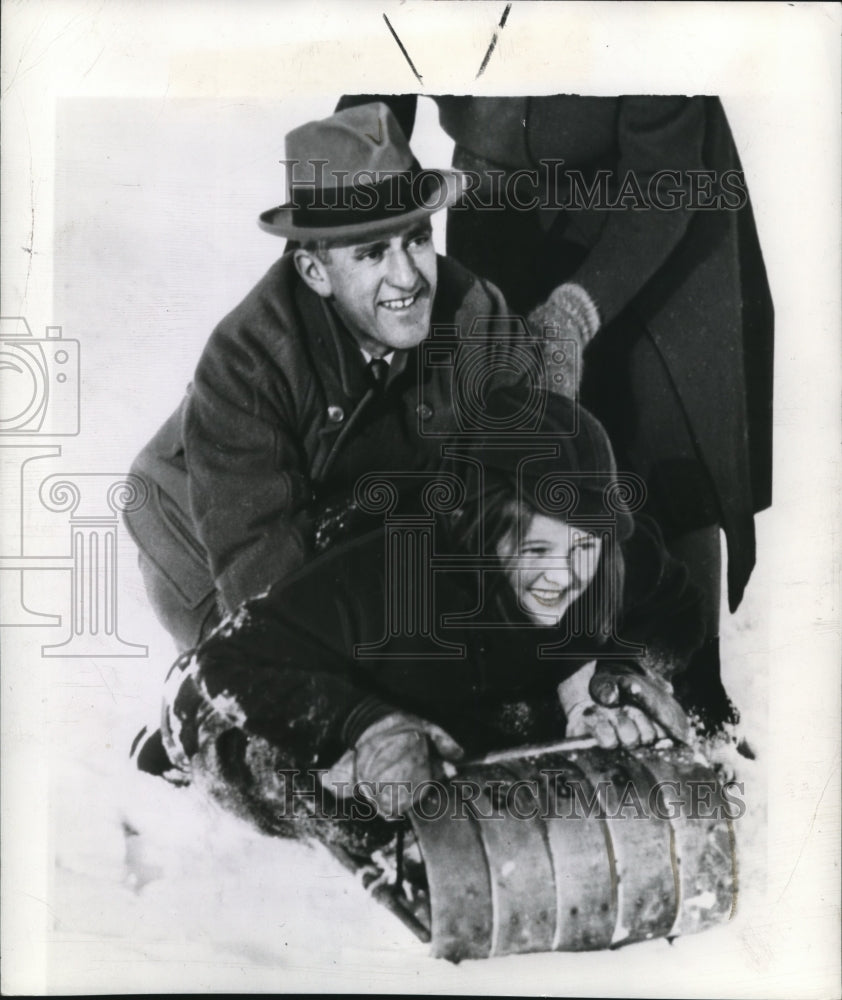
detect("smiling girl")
(436, 386), (703, 758)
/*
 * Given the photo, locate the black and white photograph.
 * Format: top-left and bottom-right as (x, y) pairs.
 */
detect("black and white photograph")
(1, 2), (840, 995)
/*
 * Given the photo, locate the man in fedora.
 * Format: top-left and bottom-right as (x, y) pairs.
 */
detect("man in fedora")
(125, 102), (517, 665)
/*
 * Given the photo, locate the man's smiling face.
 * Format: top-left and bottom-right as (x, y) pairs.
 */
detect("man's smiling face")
(303, 220), (437, 357)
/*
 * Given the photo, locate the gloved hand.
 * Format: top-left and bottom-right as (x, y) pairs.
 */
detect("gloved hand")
(322, 711), (464, 821)
(527, 282), (601, 398)
(590, 661), (691, 745)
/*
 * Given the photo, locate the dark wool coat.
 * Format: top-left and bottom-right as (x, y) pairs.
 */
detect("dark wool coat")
(337, 95), (775, 610)
(164, 513), (703, 778)
(125, 253), (512, 614)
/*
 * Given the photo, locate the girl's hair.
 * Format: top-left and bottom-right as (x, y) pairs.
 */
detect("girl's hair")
(443, 468), (625, 642)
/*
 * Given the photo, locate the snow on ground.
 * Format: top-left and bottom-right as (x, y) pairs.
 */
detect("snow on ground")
(33, 517), (772, 996)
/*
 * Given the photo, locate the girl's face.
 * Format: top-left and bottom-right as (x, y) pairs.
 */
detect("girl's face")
(496, 512), (602, 625)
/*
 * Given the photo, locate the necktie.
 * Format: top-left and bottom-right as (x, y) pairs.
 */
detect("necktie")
(367, 357), (389, 391)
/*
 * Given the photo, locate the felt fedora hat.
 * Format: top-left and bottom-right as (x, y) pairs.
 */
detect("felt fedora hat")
(259, 102), (465, 242)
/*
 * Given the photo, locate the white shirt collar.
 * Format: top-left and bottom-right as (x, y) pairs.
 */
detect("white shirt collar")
(360, 348), (395, 366)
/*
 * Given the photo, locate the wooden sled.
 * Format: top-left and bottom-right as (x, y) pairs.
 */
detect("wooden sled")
(328, 738), (738, 962)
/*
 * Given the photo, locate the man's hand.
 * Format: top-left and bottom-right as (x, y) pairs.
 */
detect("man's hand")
(322, 711), (464, 821)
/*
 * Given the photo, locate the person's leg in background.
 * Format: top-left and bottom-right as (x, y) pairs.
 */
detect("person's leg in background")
(665, 524), (739, 731)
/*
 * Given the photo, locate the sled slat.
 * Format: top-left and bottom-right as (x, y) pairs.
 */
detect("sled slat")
(571, 748), (678, 945)
(468, 763), (557, 956)
(410, 784), (493, 961)
(635, 746), (737, 936)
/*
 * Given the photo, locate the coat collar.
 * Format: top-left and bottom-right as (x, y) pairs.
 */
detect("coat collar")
(319, 296), (411, 394)
(291, 262), (413, 400)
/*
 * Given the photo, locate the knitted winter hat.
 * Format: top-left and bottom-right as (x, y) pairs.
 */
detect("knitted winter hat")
(440, 386), (637, 541)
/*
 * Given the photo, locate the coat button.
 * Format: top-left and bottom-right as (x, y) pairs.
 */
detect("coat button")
(416, 403), (433, 421)
(327, 405), (345, 423)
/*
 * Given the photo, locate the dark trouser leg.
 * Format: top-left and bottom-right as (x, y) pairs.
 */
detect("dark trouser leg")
(666, 525), (739, 731)
(667, 525), (721, 640)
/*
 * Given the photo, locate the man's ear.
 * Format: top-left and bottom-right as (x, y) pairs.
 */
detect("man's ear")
(293, 249), (333, 299)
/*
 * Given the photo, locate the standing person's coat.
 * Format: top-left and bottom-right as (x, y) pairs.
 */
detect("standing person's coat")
(337, 94), (774, 611)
